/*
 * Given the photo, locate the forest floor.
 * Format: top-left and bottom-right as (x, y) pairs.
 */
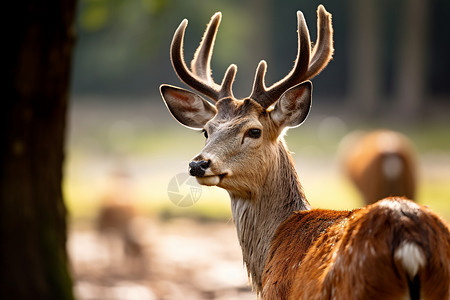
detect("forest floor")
(69, 218), (256, 300)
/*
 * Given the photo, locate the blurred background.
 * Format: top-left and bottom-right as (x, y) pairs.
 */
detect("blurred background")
(67, 0), (450, 299)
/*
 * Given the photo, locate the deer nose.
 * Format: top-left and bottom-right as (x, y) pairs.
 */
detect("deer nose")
(189, 160), (210, 177)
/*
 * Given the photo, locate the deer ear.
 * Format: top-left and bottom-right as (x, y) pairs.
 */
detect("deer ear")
(160, 85), (217, 129)
(270, 81), (312, 128)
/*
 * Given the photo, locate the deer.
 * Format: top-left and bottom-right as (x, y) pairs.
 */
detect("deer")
(339, 129), (417, 205)
(159, 5), (450, 299)
(95, 168), (146, 274)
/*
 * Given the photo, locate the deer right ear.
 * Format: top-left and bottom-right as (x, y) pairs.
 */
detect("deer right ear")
(160, 85), (217, 129)
(270, 81), (312, 129)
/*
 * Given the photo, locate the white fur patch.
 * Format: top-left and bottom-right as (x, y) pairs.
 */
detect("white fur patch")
(196, 175), (220, 186)
(382, 154), (403, 180)
(394, 242), (426, 278)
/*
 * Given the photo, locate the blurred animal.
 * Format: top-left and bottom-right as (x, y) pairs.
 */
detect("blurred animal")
(97, 198), (142, 259)
(96, 169), (145, 273)
(339, 129), (417, 205)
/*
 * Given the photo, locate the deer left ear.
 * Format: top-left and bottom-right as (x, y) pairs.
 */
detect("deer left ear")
(270, 81), (312, 128)
(160, 85), (217, 129)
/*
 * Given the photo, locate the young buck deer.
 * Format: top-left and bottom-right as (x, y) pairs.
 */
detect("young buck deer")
(160, 6), (450, 299)
(340, 129), (417, 205)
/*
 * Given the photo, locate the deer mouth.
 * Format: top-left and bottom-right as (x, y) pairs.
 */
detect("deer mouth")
(195, 173), (227, 186)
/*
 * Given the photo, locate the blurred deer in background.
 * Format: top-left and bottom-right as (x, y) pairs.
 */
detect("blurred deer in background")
(96, 168), (146, 274)
(339, 129), (417, 205)
(160, 6), (450, 299)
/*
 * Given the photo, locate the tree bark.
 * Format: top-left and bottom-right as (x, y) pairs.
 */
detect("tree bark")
(346, 0), (382, 115)
(1, 1), (76, 299)
(393, 0), (429, 117)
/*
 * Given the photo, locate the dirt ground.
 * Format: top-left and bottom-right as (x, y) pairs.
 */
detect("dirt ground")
(69, 218), (256, 300)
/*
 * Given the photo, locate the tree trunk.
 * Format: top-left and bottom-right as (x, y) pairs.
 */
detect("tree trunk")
(346, 0), (382, 115)
(393, 0), (429, 118)
(1, 1), (76, 299)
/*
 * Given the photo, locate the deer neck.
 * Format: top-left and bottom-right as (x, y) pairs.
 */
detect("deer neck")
(229, 140), (310, 291)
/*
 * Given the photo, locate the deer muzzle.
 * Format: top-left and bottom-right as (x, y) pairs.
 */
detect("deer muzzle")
(189, 160), (210, 177)
(189, 157), (228, 186)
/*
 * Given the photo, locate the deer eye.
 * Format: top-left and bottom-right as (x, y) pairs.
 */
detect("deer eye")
(202, 129), (208, 139)
(247, 128), (262, 139)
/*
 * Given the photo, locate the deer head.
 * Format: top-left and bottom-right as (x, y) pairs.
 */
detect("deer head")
(160, 5), (333, 198)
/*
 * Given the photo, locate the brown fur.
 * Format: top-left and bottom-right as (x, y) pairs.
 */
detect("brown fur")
(229, 140), (310, 290)
(262, 198), (450, 299)
(262, 209), (355, 298)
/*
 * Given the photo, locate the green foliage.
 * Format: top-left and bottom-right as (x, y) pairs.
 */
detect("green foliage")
(79, 0), (109, 32)
(73, 0), (257, 94)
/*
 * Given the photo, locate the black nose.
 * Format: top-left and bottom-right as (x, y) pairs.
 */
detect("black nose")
(189, 160), (210, 177)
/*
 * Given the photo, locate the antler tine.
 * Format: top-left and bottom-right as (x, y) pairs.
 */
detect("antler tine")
(304, 5), (334, 79)
(250, 6), (334, 108)
(191, 13), (221, 82)
(170, 12), (236, 102)
(250, 11), (311, 108)
(220, 64), (238, 98)
(250, 60), (268, 101)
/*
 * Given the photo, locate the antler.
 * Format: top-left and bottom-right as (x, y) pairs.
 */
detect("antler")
(170, 12), (237, 102)
(250, 5), (334, 108)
